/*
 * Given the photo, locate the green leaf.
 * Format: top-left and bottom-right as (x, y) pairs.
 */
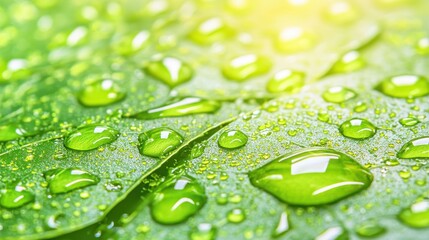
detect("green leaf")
(2, 0), (429, 240)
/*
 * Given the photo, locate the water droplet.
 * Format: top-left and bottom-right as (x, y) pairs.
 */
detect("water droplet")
(64, 124), (119, 151)
(272, 212), (290, 238)
(227, 208), (246, 223)
(113, 31), (150, 56)
(131, 97), (221, 120)
(324, 1), (359, 24)
(249, 148), (373, 205)
(189, 17), (232, 45)
(189, 223), (217, 240)
(339, 118), (377, 140)
(189, 141), (207, 160)
(315, 226), (348, 240)
(376, 75), (429, 98)
(218, 130), (248, 149)
(0, 123), (29, 141)
(266, 69), (305, 93)
(354, 102), (367, 113)
(416, 37), (429, 55)
(77, 79), (126, 107)
(398, 199), (429, 228)
(354, 220), (386, 237)
(0, 186), (34, 209)
(399, 117), (420, 127)
(397, 137), (429, 159)
(222, 54), (271, 82)
(145, 57), (193, 88)
(322, 86), (357, 103)
(67, 26), (88, 46)
(104, 180), (123, 192)
(150, 175), (206, 225)
(275, 27), (316, 53)
(330, 51), (365, 74)
(46, 214), (65, 229)
(138, 127), (183, 158)
(43, 168), (100, 194)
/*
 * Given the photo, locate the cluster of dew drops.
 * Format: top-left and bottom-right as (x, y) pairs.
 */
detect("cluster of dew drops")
(1, 0), (429, 239)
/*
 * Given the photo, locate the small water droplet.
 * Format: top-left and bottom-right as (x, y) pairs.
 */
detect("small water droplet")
(64, 124), (119, 151)
(249, 148), (373, 205)
(324, 1), (359, 24)
(150, 175), (206, 225)
(138, 127), (183, 158)
(45, 214), (65, 229)
(227, 208), (246, 223)
(354, 220), (386, 237)
(131, 97), (221, 120)
(416, 37), (429, 55)
(339, 118), (377, 140)
(275, 27), (316, 53)
(43, 168), (100, 194)
(272, 211), (290, 238)
(189, 17), (232, 45)
(222, 54), (271, 82)
(145, 57), (193, 88)
(315, 226), (348, 240)
(0, 186), (34, 209)
(218, 130), (248, 149)
(113, 31), (150, 56)
(398, 199), (429, 228)
(330, 51), (365, 74)
(189, 223), (217, 240)
(399, 117), (420, 127)
(397, 137), (429, 159)
(322, 86), (357, 103)
(189, 141), (207, 160)
(77, 79), (126, 107)
(104, 181), (123, 192)
(266, 69), (305, 93)
(0, 123), (29, 142)
(376, 75), (429, 98)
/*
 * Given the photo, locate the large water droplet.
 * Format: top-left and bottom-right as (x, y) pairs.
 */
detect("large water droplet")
(376, 75), (429, 98)
(0, 123), (29, 142)
(397, 137), (429, 159)
(64, 124), (119, 151)
(145, 57), (193, 88)
(330, 51), (365, 74)
(43, 168), (100, 194)
(398, 199), (429, 228)
(150, 175), (206, 225)
(266, 69), (305, 93)
(339, 118), (377, 140)
(275, 27), (316, 53)
(189, 17), (232, 45)
(131, 97), (221, 120)
(77, 79), (126, 107)
(322, 86), (357, 103)
(218, 130), (248, 149)
(249, 148), (373, 206)
(138, 127), (183, 158)
(222, 54), (271, 82)
(0, 186), (34, 209)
